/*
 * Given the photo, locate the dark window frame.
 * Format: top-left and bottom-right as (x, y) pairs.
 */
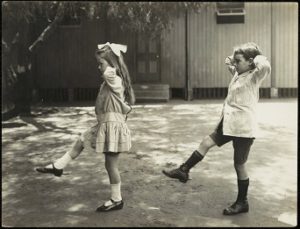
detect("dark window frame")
(216, 2), (245, 24)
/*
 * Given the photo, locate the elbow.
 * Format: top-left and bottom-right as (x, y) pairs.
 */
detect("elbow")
(264, 62), (271, 75)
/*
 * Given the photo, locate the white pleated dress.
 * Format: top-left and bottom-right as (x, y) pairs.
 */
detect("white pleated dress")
(80, 66), (132, 153)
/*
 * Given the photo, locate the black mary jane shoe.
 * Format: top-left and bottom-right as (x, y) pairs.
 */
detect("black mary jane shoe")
(36, 163), (63, 177)
(223, 200), (249, 215)
(96, 199), (124, 212)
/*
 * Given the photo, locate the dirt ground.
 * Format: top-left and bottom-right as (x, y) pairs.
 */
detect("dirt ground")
(2, 99), (297, 227)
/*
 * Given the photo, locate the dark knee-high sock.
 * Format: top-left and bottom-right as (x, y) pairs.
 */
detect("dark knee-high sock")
(181, 150), (204, 172)
(236, 178), (249, 203)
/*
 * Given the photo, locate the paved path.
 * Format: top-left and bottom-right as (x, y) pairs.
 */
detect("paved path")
(2, 99), (297, 227)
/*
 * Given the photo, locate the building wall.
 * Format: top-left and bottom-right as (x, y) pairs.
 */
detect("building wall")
(34, 18), (139, 88)
(189, 2), (272, 88)
(271, 2), (298, 88)
(34, 3), (297, 91)
(34, 19), (107, 89)
(161, 13), (186, 88)
(160, 2), (298, 89)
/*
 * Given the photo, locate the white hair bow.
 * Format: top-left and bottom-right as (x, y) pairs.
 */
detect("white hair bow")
(97, 42), (127, 57)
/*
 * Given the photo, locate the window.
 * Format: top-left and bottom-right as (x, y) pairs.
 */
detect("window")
(216, 2), (245, 24)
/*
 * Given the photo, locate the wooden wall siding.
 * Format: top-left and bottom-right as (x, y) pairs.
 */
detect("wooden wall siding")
(34, 3), (297, 91)
(188, 3), (272, 88)
(272, 3), (298, 88)
(161, 14), (186, 87)
(35, 18), (107, 88)
(34, 29), (60, 88)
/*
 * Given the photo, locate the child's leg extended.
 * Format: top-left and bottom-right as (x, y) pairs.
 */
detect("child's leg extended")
(35, 126), (96, 176)
(223, 137), (254, 215)
(162, 118), (233, 183)
(35, 136), (84, 176)
(162, 135), (217, 183)
(53, 136), (84, 168)
(50, 125), (99, 168)
(198, 135), (217, 156)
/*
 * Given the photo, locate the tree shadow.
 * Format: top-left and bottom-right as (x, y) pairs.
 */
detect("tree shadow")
(2, 102), (297, 227)
(2, 122), (28, 128)
(19, 116), (48, 131)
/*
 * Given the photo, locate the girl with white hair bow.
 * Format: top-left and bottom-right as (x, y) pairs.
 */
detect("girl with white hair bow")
(36, 42), (135, 212)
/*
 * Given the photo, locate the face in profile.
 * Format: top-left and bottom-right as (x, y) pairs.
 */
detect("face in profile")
(95, 52), (110, 75)
(233, 54), (253, 74)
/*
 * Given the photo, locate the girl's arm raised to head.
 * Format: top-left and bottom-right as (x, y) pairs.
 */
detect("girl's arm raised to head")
(252, 55), (271, 83)
(102, 67), (123, 93)
(225, 56), (236, 76)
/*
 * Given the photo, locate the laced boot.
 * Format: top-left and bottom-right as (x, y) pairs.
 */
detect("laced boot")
(223, 178), (250, 215)
(223, 199), (249, 215)
(162, 150), (204, 183)
(162, 163), (190, 183)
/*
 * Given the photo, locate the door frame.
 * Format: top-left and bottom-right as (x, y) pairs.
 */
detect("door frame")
(135, 33), (161, 84)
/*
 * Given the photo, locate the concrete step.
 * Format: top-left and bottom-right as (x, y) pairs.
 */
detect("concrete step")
(133, 84), (170, 102)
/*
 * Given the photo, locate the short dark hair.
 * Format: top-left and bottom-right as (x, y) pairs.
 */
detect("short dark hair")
(233, 42), (262, 60)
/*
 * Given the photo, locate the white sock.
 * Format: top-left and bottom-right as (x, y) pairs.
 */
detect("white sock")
(104, 182), (122, 206)
(51, 152), (72, 169)
(111, 182), (122, 201)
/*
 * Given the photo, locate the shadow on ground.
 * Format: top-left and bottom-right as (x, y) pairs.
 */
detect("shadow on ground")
(2, 99), (297, 227)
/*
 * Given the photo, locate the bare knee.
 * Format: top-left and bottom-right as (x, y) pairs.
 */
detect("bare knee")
(234, 160), (248, 169)
(199, 135), (215, 152)
(234, 163), (244, 171)
(74, 137), (84, 149)
(68, 137), (84, 159)
(234, 163), (248, 179)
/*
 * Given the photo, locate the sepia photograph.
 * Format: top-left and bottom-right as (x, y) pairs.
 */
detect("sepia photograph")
(2, 1), (298, 227)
